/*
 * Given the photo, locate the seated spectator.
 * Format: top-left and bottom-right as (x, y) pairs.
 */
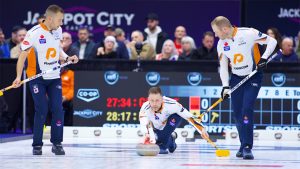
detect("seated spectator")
(72, 27), (95, 59)
(195, 31), (218, 60)
(0, 27), (10, 58)
(129, 30), (156, 60)
(273, 37), (298, 62)
(93, 25), (129, 59)
(174, 26), (186, 55)
(267, 27), (282, 54)
(61, 67), (74, 126)
(6, 25), (22, 50)
(179, 36), (198, 60)
(61, 32), (79, 56)
(296, 31), (300, 59)
(10, 27), (27, 59)
(143, 13), (168, 54)
(94, 36), (118, 59)
(156, 40), (178, 61)
(115, 27), (131, 57)
(115, 28), (128, 44)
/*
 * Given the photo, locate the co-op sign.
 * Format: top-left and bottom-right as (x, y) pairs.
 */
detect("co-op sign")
(77, 89), (100, 102)
(23, 8), (135, 26)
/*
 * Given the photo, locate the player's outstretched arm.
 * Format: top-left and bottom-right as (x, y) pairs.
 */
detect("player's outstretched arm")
(139, 109), (156, 144)
(187, 117), (209, 140)
(12, 50), (29, 88)
(172, 102), (210, 139)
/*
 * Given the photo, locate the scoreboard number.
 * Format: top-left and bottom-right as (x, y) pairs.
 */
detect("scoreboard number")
(201, 99), (209, 109)
(201, 113), (208, 123)
(200, 98), (209, 123)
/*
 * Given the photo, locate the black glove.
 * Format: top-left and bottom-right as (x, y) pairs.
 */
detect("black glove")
(257, 58), (267, 72)
(221, 86), (230, 100)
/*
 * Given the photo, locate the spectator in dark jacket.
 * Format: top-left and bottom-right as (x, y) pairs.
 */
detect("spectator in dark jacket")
(196, 31), (218, 60)
(179, 36), (198, 60)
(143, 13), (168, 54)
(273, 38), (298, 62)
(72, 27), (95, 59)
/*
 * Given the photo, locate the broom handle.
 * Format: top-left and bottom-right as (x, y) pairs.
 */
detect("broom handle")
(0, 61), (72, 93)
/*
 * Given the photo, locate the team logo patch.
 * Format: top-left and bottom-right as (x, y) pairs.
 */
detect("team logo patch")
(56, 120), (62, 127)
(243, 116), (249, 124)
(169, 118), (176, 126)
(223, 42), (230, 51)
(33, 85), (39, 94)
(39, 39), (46, 44)
(56, 85), (62, 89)
(154, 114), (159, 120)
(39, 35), (46, 44)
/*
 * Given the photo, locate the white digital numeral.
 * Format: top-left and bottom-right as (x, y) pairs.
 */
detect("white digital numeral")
(201, 99), (208, 109)
(202, 113), (208, 123)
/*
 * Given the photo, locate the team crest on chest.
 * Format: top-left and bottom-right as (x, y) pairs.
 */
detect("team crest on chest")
(39, 35), (46, 44)
(223, 42), (230, 51)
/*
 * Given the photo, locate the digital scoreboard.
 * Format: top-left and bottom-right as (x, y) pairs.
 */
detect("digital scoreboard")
(73, 71), (300, 134)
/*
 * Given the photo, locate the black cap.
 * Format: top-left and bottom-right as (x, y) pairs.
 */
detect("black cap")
(105, 25), (115, 31)
(145, 13), (159, 21)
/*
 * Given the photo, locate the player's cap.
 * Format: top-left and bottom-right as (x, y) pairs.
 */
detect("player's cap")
(145, 13), (159, 21)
